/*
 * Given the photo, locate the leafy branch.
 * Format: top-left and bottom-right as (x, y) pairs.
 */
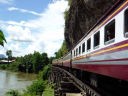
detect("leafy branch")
(0, 30), (6, 46)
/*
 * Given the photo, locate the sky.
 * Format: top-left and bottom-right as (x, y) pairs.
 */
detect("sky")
(0, 0), (68, 57)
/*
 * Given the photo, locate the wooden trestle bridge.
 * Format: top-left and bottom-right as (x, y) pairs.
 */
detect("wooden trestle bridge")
(49, 66), (101, 96)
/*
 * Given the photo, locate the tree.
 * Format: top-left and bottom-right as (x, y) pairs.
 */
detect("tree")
(54, 40), (68, 59)
(49, 57), (55, 64)
(42, 53), (49, 65)
(0, 30), (6, 46)
(32, 51), (44, 73)
(6, 50), (12, 63)
(7, 51), (50, 73)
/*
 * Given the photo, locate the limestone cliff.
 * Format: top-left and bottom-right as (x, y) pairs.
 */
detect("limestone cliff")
(64, 0), (118, 50)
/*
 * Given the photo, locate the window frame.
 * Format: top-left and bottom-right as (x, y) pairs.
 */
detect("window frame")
(124, 8), (128, 38)
(74, 50), (75, 57)
(87, 38), (91, 51)
(76, 48), (78, 56)
(82, 42), (85, 53)
(79, 46), (81, 55)
(104, 19), (115, 45)
(93, 31), (100, 49)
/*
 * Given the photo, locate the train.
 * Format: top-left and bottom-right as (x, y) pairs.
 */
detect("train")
(53, 0), (128, 88)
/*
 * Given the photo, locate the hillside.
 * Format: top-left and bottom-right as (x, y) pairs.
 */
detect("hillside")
(64, 0), (117, 50)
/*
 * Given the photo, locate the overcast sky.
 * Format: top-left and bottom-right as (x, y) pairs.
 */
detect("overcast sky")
(0, 0), (68, 57)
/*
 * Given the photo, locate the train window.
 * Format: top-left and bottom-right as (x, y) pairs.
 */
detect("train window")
(104, 19), (115, 45)
(82, 42), (85, 53)
(94, 31), (100, 49)
(74, 50), (75, 57)
(76, 48), (78, 56)
(79, 46), (81, 54)
(124, 9), (128, 37)
(87, 38), (91, 51)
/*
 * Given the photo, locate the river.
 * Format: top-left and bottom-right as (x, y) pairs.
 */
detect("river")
(0, 70), (37, 96)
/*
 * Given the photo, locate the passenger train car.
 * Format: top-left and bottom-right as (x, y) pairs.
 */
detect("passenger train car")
(53, 0), (128, 83)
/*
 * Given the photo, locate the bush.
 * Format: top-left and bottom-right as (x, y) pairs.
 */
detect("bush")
(0, 64), (7, 69)
(43, 84), (54, 96)
(25, 79), (46, 96)
(38, 65), (51, 80)
(7, 62), (19, 71)
(5, 65), (53, 96)
(6, 89), (21, 96)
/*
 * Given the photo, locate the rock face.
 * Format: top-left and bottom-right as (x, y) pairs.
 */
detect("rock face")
(64, 0), (117, 50)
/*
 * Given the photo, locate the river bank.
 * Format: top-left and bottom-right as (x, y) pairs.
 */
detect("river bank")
(2, 65), (54, 96)
(0, 70), (37, 96)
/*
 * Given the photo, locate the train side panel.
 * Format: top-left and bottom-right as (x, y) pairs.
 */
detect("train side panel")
(71, 2), (128, 81)
(62, 52), (71, 67)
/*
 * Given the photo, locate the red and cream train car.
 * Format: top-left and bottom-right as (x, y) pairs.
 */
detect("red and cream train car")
(53, 0), (128, 82)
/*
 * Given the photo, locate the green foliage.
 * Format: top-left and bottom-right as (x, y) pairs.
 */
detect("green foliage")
(0, 64), (8, 70)
(9, 81), (54, 96)
(6, 89), (21, 96)
(43, 84), (54, 96)
(5, 80), (49, 96)
(0, 51), (50, 73)
(64, 10), (69, 20)
(21, 93), (34, 96)
(64, 0), (72, 20)
(38, 65), (51, 80)
(67, 0), (72, 6)
(49, 57), (55, 64)
(55, 40), (68, 59)
(6, 50), (12, 58)
(22, 65), (52, 96)
(31, 52), (49, 73)
(7, 61), (20, 71)
(25, 80), (46, 96)
(32, 52), (43, 73)
(6, 50), (12, 63)
(42, 53), (49, 65)
(0, 30), (6, 46)
(5, 65), (54, 96)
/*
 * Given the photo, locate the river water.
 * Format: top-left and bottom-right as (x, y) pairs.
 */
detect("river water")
(0, 70), (37, 96)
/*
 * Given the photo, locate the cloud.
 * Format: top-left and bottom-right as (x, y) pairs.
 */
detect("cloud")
(8, 7), (42, 16)
(5, 25), (33, 41)
(1, 0), (68, 57)
(0, 0), (13, 4)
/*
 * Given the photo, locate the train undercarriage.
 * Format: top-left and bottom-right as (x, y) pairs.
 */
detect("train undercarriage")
(51, 66), (128, 96)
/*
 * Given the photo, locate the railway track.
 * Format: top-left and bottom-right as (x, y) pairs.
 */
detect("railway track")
(49, 66), (101, 96)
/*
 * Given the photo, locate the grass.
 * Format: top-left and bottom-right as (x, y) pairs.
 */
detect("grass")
(43, 84), (54, 96)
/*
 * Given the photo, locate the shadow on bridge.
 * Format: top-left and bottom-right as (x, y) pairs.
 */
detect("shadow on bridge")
(48, 66), (100, 96)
